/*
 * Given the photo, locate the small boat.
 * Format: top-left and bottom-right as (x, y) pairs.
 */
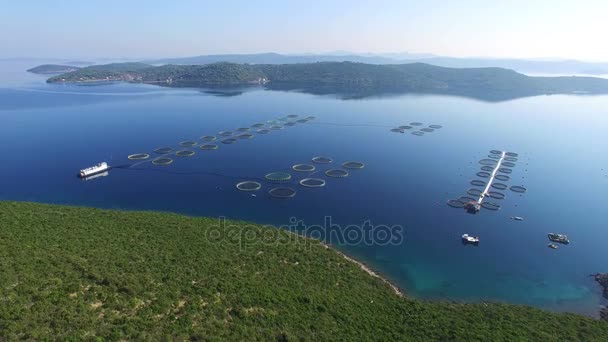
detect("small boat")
(79, 162), (110, 179)
(548, 233), (569, 244)
(462, 234), (480, 245)
(548, 243), (558, 249)
(510, 216), (524, 221)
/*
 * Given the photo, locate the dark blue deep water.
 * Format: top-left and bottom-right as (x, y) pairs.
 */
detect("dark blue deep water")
(1, 61), (607, 316)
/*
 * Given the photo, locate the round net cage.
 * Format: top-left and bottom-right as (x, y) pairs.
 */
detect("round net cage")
(342, 161), (365, 169)
(287, 114), (299, 119)
(270, 125), (284, 130)
(236, 181), (262, 191)
(325, 169), (349, 178)
(481, 165), (495, 172)
(257, 129), (271, 134)
(267, 120), (279, 125)
(295, 119), (308, 123)
(471, 180), (487, 187)
(268, 187), (297, 199)
(467, 188), (483, 196)
(495, 174), (510, 181)
(476, 171), (491, 178)
(201, 135), (217, 142)
(180, 141), (197, 147)
(502, 161), (516, 168)
(505, 157), (518, 162)
(222, 138), (237, 144)
(420, 128), (435, 133)
(154, 147), (174, 154)
(398, 125), (413, 130)
(284, 122), (297, 126)
(292, 164), (316, 172)
(251, 123), (265, 128)
(429, 125), (443, 129)
(488, 154), (502, 160)
(411, 131), (425, 136)
(299, 178), (326, 188)
(237, 133), (254, 139)
(506, 152), (519, 157)
(488, 191), (505, 200)
(479, 159), (498, 166)
(152, 157), (173, 166)
(510, 185), (527, 193)
(498, 168), (512, 174)
(219, 131), (233, 137)
(200, 144), (219, 150)
(391, 128), (405, 133)
(492, 183), (508, 190)
(312, 156), (333, 164)
(128, 153), (150, 160)
(175, 150), (195, 157)
(458, 196), (476, 203)
(490, 150), (502, 155)
(447, 199), (465, 208)
(481, 202), (501, 211)
(410, 122), (423, 126)
(306, 116), (316, 120)
(236, 127), (250, 132)
(265, 172), (292, 182)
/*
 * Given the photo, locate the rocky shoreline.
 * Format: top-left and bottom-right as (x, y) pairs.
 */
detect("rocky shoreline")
(592, 273), (608, 320)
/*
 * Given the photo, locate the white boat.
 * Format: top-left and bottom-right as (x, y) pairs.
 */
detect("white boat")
(79, 162), (110, 178)
(510, 216), (524, 221)
(462, 234), (480, 244)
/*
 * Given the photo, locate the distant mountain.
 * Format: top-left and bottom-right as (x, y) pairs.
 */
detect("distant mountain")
(146, 53), (608, 75)
(27, 64), (81, 74)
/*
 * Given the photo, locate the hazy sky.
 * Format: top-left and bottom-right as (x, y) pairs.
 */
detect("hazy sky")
(1, 0), (607, 61)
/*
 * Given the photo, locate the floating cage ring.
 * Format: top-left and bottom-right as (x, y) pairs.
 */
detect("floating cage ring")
(495, 174), (510, 182)
(299, 178), (326, 188)
(479, 159), (498, 166)
(128, 153), (150, 160)
(471, 180), (487, 187)
(218, 131), (233, 137)
(237, 133), (254, 139)
(490, 150), (503, 155)
(505, 157), (518, 162)
(398, 125), (413, 130)
(312, 156), (333, 164)
(506, 152), (519, 157)
(175, 150), (195, 157)
(476, 171), (491, 178)
(502, 161), (516, 168)
(489, 154), (502, 160)
(306, 116), (316, 120)
(257, 129), (271, 134)
(488, 191), (506, 200)
(342, 161), (365, 169)
(492, 183), (508, 190)
(287, 114), (299, 118)
(420, 128), (435, 133)
(510, 185), (527, 193)
(251, 123), (265, 128)
(429, 125), (443, 129)
(458, 196), (476, 203)
(447, 199), (466, 208)
(498, 168), (512, 174)
(270, 125), (284, 130)
(152, 157), (173, 166)
(180, 141), (198, 147)
(296, 119), (309, 123)
(410, 122), (423, 126)
(292, 164), (316, 172)
(325, 169), (349, 178)
(200, 144), (219, 150)
(265, 172), (292, 182)
(268, 187), (297, 199)
(390, 128), (405, 133)
(480, 165), (495, 172)
(284, 122), (297, 126)
(411, 131), (425, 136)
(236, 127), (251, 132)
(467, 188), (483, 196)
(236, 181), (262, 191)
(200, 135), (217, 142)
(222, 138), (237, 144)
(154, 147), (174, 154)
(481, 202), (501, 211)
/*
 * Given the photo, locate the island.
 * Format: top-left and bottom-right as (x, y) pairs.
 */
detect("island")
(27, 64), (81, 74)
(1, 201), (607, 340)
(43, 61), (608, 101)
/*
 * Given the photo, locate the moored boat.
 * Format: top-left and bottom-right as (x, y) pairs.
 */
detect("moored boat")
(79, 162), (110, 178)
(547, 233), (569, 244)
(462, 233), (480, 245)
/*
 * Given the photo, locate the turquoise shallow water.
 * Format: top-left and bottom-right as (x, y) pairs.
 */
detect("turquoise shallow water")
(1, 61), (607, 316)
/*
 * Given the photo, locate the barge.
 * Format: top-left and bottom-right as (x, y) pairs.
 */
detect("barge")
(79, 162), (110, 179)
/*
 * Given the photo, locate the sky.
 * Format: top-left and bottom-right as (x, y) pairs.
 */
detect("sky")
(1, 0), (607, 61)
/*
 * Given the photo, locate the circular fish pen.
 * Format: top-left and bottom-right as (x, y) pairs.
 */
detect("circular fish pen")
(411, 131), (425, 136)
(420, 128), (435, 133)
(479, 159), (498, 166)
(429, 125), (442, 129)
(237, 133), (254, 139)
(488, 154), (502, 160)
(236, 181), (262, 191)
(312, 156), (333, 164)
(490, 150), (502, 155)
(251, 123), (265, 128)
(175, 150), (195, 157)
(268, 187), (296, 199)
(325, 169), (349, 178)
(467, 188), (483, 196)
(152, 157), (173, 166)
(506, 152), (519, 157)
(476, 171), (491, 178)
(510, 185), (527, 193)
(154, 147), (174, 154)
(306, 116), (316, 120)
(390, 128), (405, 133)
(492, 183), (508, 190)
(180, 141), (197, 147)
(287, 114), (299, 119)
(128, 153), (150, 160)
(219, 131), (233, 137)
(296, 119), (309, 123)
(257, 129), (271, 134)
(495, 174), (510, 182)
(505, 157), (518, 162)
(447, 199), (465, 208)
(265, 172), (292, 182)
(410, 122), (423, 126)
(292, 164), (316, 172)
(471, 180), (487, 187)
(398, 125), (413, 130)
(200, 144), (219, 150)
(498, 168), (512, 174)
(481, 202), (501, 211)
(221, 138), (237, 144)
(270, 125), (283, 130)
(459, 196), (476, 203)
(299, 178), (326, 188)
(502, 161), (516, 168)
(488, 191), (505, 200)
(201, 135), (217, 142)
(284, 122), (297, 127)
(236, 127), (250, 132)
(480, 165), (495, 172)
(342, 161), (365, 169)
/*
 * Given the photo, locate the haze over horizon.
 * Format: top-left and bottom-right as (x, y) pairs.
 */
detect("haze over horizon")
(2, 0), (607, 62)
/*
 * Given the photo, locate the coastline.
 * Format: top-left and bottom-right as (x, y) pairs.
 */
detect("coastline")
(592, 273), (608, 320)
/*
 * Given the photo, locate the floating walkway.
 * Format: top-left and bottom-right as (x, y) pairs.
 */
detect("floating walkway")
(477, 151), (506, 205)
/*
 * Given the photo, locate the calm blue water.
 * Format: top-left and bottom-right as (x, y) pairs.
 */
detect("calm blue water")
(2, 61), (607, 316)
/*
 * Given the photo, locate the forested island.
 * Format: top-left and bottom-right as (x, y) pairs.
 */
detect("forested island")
(44, 61), (608, 100)
(1, 201), (607, 340)
(27, 64), (81, 74)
